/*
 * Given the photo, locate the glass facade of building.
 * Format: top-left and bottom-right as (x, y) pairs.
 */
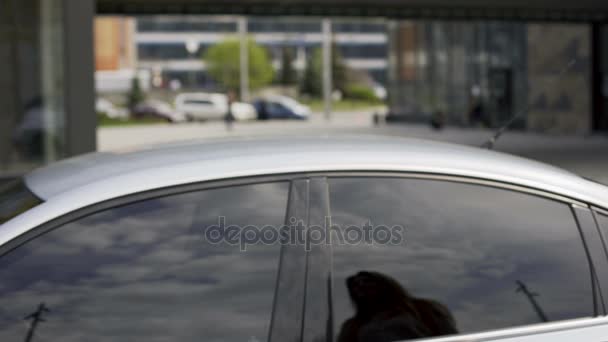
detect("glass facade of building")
(1, 0), (96, 178)
(388, 21), (594, 132)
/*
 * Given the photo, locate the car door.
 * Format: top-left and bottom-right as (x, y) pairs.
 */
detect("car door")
(0, 177), (304, 342)
(315, 174), (607, 342)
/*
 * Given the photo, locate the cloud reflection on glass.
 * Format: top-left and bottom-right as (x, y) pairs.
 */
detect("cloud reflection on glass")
(329, 177), (593, 341)
(0, 182), (289, 342)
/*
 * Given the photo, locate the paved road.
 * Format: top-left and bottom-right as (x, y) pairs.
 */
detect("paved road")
(98, 111), (608, 184)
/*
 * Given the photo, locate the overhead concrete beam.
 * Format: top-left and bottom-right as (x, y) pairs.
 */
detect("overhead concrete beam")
(97, 0), (608, 22)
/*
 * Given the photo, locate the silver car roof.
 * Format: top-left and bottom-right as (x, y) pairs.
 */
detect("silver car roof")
(25, 135), (608, 204)
(3, 135), (608, 246)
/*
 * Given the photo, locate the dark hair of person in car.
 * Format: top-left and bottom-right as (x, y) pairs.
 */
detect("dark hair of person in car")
(337, 271), (458, 342)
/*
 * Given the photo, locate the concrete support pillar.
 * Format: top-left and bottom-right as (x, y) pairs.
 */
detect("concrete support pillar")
(63, 0), (96, 155)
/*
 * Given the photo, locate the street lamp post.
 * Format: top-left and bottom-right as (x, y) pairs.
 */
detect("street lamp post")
(185, 39), (199, 89)
(322, 19), (332, 121)
(238, 17), (250, 102)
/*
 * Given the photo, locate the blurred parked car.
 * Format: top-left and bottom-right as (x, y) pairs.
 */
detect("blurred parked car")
(175, 92), (256, 121)
(132, 99), (184, 123)
(372, 83), (387, 100)
(96, 98), (128, 119)
(2, 136), (608, 341)
(253, 95), (310, 120)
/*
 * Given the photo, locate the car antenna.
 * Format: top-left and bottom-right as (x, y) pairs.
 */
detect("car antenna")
(481, 59), (576, 150)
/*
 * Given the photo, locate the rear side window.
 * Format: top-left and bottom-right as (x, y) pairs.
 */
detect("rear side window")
(328, 177), (593, 341)
(0, 182), (289, 341)
(0, 179), (42, 225)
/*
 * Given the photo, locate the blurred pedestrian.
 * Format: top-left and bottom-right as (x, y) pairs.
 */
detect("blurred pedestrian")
(224, 90), (236, 131)
(469, 99), (484, 127)
(430, 110), (445, 131)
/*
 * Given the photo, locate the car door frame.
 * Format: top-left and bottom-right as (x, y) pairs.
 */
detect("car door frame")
(299, 171), (608, 342)
(591, 207), (608, 262)
(3, 170), (608, 342)
(267, 177), (333, 342)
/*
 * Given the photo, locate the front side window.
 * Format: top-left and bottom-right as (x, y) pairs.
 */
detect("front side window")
(0, 181), (289, 341)
(328, 177), (592, 341)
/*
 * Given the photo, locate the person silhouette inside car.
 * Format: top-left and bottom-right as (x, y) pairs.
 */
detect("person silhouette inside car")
(338, 271), (457, 342)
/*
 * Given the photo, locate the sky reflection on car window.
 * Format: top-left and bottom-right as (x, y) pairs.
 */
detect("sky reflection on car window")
(0, 182), (288, 342)
(329, 177), (593, 341)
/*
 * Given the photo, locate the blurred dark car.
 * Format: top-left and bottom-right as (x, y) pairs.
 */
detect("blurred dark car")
(132, 99), (184, 122)
(253, 95), (310, 120)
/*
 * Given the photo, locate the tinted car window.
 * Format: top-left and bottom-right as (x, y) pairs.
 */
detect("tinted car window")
(0, 182), (289, 342)
(329, 177), (592, 341)
(267, 102), (285, 115)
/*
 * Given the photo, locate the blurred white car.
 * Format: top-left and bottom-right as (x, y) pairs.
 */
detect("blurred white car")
(96, 98), (128, 119)
(174, 93), (256, 121)
(230, 102), (257, 121)
(372, 83), (387, 100)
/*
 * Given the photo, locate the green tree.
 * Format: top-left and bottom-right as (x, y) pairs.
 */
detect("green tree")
(299, 44), (348, 97)
(279, 46), (297, 86)
(330, 44), (348, 93)
(127, 77), (145, 110)
(204, 38), (274, 92)
(300, 51), (321, 96)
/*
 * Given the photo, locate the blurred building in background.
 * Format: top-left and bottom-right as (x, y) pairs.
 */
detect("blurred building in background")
(387, 21), (595, 134)
(94, 16), (152, 94)
(95, 16), (136, 70)
(1, 0), (607, 178)
(0, 0), (95, 177)
(133, 16), (387, 90)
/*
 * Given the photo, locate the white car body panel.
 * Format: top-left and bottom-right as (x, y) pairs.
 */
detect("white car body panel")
(231, 102), (257, 120)
(2, 135), (608, 341)
(415, 316), (608, 342)
(175, 92), (228, 120)
(3, 135), (608, 249)
(175, 92), (257, 121)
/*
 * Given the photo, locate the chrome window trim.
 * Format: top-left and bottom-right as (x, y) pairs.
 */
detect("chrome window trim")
(592, 206), (608, 217)
(406, 316), (608, 342)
